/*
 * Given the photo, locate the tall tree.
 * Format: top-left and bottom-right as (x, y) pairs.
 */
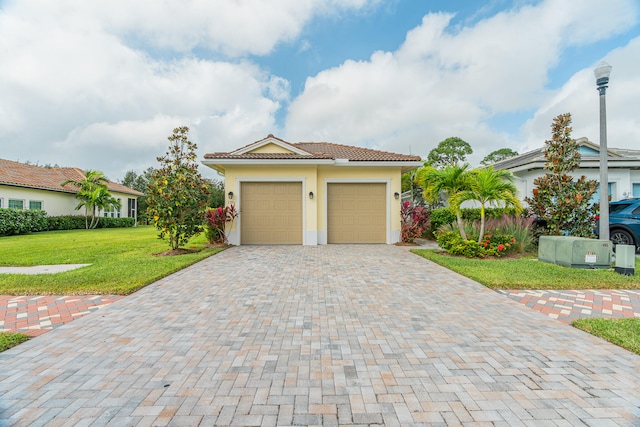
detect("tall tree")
(418, 164), (474, 239)
(481, 148), (518, 166)
(525, 113), (598, 237)
(426, 137), (473, 169)
(205, 179), (225, 208)
(62, 170), (120, 229)
(147, 126), (210, 250)
(450, 166), (522, 243)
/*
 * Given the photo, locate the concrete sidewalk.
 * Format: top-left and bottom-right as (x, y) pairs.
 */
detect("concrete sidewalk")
(1, 245), (639, 425)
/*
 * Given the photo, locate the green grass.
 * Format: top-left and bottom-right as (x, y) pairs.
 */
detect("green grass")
(0, 227), (225, 295)
(573, 318), (640, 355)
(411, 249), (640, 290)
(0, 332), (30, 352)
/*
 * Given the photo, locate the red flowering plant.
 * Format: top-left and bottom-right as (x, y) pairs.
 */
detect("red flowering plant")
(437, 230), (516, 258)
(400, 201), (430, 243)
(204, 204), (238, 245)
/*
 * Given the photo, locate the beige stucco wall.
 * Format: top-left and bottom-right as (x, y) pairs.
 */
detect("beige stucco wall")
(221, 164), (403, 245)
(0, 185), (138, 218)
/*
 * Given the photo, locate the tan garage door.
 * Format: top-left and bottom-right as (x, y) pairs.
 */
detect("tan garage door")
(327, 183), (386, 243)
(240, 182), (302, 244)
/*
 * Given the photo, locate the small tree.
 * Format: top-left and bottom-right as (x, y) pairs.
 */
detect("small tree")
(426, 137), (473, 169)
(147, 126), (210, 250)
(449, 166), (522, 243)
(481, 148), (518, 166)
(62, 169), (120, 229)
(418, 164), (474, 239)
(525, 113), (598, 237)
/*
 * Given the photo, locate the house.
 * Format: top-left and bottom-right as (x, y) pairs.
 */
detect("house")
(0, 158), (144, 220)
(491, 138), (640, 204)
(202, 135), (422, 245)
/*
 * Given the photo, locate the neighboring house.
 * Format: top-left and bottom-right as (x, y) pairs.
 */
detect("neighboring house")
(491, 138), (640, 205)
(0, 158), (144, 220)
(202, 134), (422, 245)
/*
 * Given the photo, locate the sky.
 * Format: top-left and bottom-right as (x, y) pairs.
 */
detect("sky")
(1, 0), (639, 182)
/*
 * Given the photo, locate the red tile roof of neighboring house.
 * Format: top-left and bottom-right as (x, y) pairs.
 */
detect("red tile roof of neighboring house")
(0, 159), (144, 196)
(204, 136), (422, 162)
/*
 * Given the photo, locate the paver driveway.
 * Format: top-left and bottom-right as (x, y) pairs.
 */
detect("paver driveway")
(1, 245), (640, 426)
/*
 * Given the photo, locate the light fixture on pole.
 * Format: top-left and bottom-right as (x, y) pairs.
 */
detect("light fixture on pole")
(594, 61), (612, 241)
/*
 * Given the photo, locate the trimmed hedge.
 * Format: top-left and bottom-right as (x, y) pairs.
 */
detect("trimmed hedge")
(0, 209), (48, 236)
(0, 209), (135, 236)
(428, 207), (518, 236)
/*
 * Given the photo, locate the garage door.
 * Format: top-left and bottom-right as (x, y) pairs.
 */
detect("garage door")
(240, 182), (302, 244)
(327, 183), (386, 243)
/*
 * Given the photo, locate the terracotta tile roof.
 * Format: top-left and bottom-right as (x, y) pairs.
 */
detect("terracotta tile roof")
(0, 159), (143, 196)
(294, 142), (421, 162)
(204, 136), (421, 162)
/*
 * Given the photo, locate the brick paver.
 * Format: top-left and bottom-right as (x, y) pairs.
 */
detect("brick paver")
(0, 295), (124, 336)
(1, 245), (640, 425)
(498, 289), (640, 324)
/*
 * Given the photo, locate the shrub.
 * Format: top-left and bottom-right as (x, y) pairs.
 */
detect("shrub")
(429, 208), (456, 236)
(436, 229), (517, 258)
(204, 205), (238, 244)
(46, 216), (134, 231)
(400, 201), (430, 243)
(428, 207), (518, 237)
(0, 209), (48, 236)
(483, 214), (534, 253)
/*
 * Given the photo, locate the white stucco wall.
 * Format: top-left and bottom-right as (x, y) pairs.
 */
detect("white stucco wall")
(0, 185), (139, 218)
(514, 167), (640, 205)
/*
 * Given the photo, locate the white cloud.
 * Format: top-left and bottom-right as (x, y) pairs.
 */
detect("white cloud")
(520, 35), (640, 153)
(0, 0), (637, 182)
(284, 0), (639, 165)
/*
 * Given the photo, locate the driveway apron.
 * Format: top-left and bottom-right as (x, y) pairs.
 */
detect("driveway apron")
(1, 245), (639, 426)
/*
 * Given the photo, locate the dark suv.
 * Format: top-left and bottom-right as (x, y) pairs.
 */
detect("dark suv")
(598, 199), (640, 250)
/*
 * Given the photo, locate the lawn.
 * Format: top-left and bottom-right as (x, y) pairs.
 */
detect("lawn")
(573, 318), (640, 356)
(0, 227), (225, 295)
(0, 332), (29, 352)
(411, 249), (640, 290)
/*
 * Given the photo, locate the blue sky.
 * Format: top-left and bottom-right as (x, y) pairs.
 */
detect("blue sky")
(0, 0), (639, 180)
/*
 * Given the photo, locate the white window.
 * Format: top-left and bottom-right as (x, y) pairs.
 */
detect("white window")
(29, 200), (43, 210)
(633, 183), (640, 198)
(8, 199), (24, 209)
(103, 200), (121, 218)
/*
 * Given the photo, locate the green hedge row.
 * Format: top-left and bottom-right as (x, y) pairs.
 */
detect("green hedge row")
(0, 209), (135, 236)
(428, 207), (518, 236)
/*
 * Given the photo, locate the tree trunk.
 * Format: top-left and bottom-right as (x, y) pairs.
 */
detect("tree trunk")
(477, 205), (486, 244)
(456, 212), (467, 240)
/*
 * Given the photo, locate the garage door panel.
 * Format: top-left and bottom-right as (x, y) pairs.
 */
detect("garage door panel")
(241, 182), (302, 245)
(328, 183), (386, 244)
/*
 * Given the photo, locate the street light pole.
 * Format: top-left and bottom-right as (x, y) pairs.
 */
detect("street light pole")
(595, 61), (612, 241)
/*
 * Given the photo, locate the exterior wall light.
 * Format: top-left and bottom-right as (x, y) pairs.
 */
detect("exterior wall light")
(228, 191), (234, 200)
(394, 192), (400, 199)
(309, 191), (314, 199)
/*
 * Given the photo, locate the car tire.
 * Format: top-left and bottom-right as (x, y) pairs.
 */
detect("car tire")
(610, 229), (635, 247)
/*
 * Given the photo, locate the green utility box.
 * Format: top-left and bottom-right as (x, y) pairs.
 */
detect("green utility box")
(539, 236), (612, 269)
(615, 245), (635, 275)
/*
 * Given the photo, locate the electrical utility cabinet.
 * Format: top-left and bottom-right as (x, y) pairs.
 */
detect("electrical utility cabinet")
(538, 236), (612, 269)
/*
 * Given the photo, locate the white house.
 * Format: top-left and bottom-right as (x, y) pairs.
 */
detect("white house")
(491, 138), (640, 204)
(0, 158), (143, 219)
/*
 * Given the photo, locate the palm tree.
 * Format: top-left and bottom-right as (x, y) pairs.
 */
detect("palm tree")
(62, 170), (117, 229)
(450, 166), (522, 243)
(419, 164), (474, 239)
